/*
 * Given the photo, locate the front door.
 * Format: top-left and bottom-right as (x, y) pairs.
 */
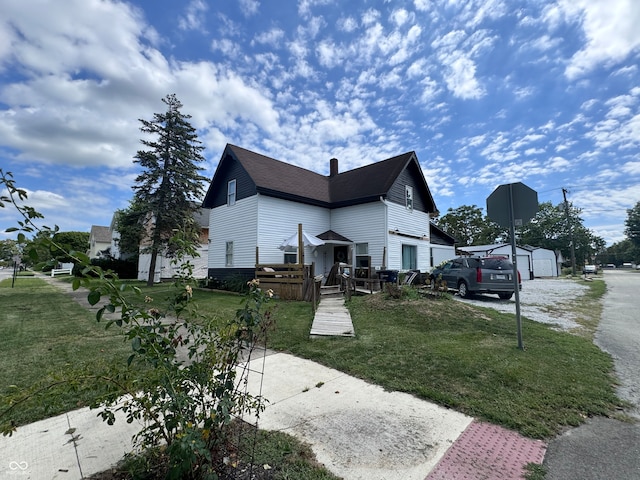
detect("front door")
(334, 246), (348, 264)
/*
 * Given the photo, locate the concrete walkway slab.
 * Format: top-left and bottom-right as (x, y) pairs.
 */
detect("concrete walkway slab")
(242, 352), (473, 480)
(0, 405), (143, 479)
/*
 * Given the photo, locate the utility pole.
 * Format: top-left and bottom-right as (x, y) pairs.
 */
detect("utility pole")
(562, 188), (577, 275)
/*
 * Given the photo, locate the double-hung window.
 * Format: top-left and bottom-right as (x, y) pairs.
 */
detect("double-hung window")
(227, 179), (236, 206)
(405, 185), (413, 211)
(225, 241), (234, 267)
(355, 243), (369, 277)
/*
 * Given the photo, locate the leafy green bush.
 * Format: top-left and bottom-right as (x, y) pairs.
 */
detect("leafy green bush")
(1, 169), (275, 479)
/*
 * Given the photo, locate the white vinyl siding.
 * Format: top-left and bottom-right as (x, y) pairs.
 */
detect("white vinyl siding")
(385, 200), (431, 271)
(431, 245), (456, 269)
(331, 202), (387, 271)
(256, 195), (330, 264)
(209, 195), (258, 269)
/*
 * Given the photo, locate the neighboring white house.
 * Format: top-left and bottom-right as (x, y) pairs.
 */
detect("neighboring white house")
(458, 243), (559, 279)
(136, 208), (210, 282)
(202, 144), (440, 281)
(88, 225), (111, 259)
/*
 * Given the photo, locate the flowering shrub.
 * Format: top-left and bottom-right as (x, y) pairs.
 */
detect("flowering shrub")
(1, 169), (273, 478)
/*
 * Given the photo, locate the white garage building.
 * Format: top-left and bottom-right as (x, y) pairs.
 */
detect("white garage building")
(457, 244), (559, 280)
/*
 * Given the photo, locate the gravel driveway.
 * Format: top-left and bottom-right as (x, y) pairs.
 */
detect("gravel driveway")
(453, 277), (589, 331)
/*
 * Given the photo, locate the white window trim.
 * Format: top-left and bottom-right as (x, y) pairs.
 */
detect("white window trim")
(227, 179), (236, 206)
(405, 185), (413, 211)
(225, 241), (233, 267)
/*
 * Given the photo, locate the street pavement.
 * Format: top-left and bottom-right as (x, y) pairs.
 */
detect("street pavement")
(543, 270), (640, 479)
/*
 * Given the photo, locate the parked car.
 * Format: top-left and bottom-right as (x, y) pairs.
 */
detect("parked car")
(582, 265), (598, 275)
(429, 256), (521, 299)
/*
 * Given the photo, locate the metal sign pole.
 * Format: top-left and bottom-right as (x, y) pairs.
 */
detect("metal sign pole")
(508, 184), (524, 350)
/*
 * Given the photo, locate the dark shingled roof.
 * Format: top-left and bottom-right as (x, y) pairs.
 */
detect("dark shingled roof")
(206, 144), (436, 212)
(228, 144), (330, 204)
(328, 152), (414, 205)
(317, 230), (353, 243)
(430, 222), (457, 245)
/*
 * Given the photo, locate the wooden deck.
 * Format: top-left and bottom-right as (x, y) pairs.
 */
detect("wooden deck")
(310, 296), (355, 337)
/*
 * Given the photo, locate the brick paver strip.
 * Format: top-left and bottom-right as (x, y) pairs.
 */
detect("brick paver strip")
(426, 420), (547, 480)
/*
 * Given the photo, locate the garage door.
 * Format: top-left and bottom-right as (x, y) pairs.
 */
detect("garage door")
(533, 259), (553, 277)
(517, 254), (532, 281)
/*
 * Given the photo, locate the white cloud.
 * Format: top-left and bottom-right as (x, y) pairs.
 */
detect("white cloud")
(0, 0), (280, 171)
(584, 90), (640, 150)
(362, 9), (381, 26)
(554, 0), (640, 79)
(464, 0), (507, 28)
(514, 86), (535, 99)
(612, 64), (638, 77)
(317, 39), (347, 69)
(528, 34), (562, 52)
(442, 56), (485, 99)
(298, 0), (333, 19)
(211, 38), (241, 57)
(622, 161), (640, 175)
(413, 0), (431, 13)
(547, 156), (571, 170)
(179, 0), (208, 32)
(390, 9), (413, 27)
(239, 0), (260, 17)
(338, 16), (358, 33)
(253, 28), (285, 47)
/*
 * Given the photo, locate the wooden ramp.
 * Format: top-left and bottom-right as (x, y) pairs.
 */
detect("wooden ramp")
(310, 296), (355, 337)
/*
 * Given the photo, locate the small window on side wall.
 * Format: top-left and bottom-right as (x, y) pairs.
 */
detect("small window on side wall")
(227, 179), (236, 206)
(225, 241), (233, 267)
(284, 252), (297, 264)
(405, 185), (413, 211)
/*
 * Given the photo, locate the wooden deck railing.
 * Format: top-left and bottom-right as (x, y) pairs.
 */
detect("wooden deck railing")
(255, 263), (314, 300)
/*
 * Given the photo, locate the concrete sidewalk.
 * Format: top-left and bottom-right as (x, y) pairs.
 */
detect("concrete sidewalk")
(0, 350), (546, 480)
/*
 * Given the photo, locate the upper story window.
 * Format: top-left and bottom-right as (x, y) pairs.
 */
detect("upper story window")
(405, 185), (413, 211)
(227, 179), (236, 206)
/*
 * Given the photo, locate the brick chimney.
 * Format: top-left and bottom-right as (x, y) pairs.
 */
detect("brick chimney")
(330, 158), (338, 177)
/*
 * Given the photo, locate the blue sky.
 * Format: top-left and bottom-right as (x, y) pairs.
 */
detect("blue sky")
(1, 0), (639, 246)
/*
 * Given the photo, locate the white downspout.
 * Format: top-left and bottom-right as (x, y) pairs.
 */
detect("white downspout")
(380, 196), (388, 269)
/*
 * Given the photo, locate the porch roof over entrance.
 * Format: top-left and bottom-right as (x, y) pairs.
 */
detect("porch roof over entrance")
(317, 230), (353, 245)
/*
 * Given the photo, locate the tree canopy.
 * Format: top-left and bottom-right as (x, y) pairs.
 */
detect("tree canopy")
(435, 205), (505, 246)
(624, 202), (640, 251)
(131, 94), (208, 286)
(519, 201), (605, 266)
(436, 202), (605, 268)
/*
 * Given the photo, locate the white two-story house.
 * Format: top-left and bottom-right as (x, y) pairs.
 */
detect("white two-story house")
(202, 144), (440, 282)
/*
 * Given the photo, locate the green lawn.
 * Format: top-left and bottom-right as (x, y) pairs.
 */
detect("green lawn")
(0, 277), (134, 426)
(262, 286), (623, 439)
(1, 277), (624, 441)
